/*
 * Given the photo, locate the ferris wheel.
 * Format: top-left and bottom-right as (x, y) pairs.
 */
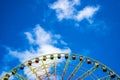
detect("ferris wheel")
(0, 53), (120, 80)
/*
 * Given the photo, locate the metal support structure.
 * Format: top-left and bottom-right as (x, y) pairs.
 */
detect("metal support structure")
(68, 60), (84, 80)
(62, 55), (71, 80)
(54, 57), (57, 80)
(28, 65), (42, 80)
(98, 75), (112, 80)
(0, 53), (120, 80)
(76, 67), (97, 80)
(15, 73), (27, 80)
(41, 60), (50, 80)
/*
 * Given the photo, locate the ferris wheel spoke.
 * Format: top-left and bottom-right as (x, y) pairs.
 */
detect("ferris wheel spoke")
(27, 61), (55, 79)
(41, 60), (50, 80)
(28, 65), (42, 80)
(62, 54), (70, 80)
(98, 75), (113, 80)
(35, 62), (54, 71)
(14, 73), (27, 80)
(79, 68), (97, 80)
(76, 66), (97, 80)
(54, 57), (57, 80)
(68, 60), (84, 80)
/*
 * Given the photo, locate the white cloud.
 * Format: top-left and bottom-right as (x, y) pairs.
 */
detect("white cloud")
(75, 6), (99, 23)
(50, 0), (99, 23)
(50, 0), (80, 20)
(9, 24), (71, 62)
(24, 32), (35, 44)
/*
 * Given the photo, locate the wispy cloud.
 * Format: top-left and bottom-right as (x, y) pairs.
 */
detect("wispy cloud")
(50, 0), (99, 23)
(9, 24), (71, 62)
(50, 0), (80, 20)
(75, 6), (99, 23)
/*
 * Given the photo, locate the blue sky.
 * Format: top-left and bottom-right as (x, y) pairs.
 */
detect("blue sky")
(0, 0), (120, 77)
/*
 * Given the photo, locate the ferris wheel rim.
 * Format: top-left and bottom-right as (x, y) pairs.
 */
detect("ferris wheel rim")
(1, 53), (120, 80)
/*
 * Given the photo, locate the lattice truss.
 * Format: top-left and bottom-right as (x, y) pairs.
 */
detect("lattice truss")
(0, 53), (120, 80)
